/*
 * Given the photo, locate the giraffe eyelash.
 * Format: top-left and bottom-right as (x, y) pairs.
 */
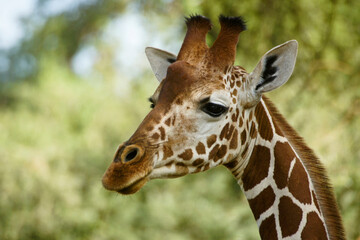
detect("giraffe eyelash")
(200, 102), (229, 117)
(148, 98), (156, 109)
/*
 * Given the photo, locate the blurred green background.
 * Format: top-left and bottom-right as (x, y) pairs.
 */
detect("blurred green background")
(0, 0), (359, 239)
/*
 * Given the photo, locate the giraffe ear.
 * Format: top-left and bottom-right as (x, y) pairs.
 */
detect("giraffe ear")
(145, 47), (177, 82)
(249, 40), (298, 94)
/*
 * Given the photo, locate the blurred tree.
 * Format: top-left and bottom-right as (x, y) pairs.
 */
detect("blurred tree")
(1, 0), (129, 83)
(0, 0), (359, 239)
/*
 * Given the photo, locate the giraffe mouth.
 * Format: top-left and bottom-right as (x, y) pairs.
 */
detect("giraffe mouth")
(102, 149), (154, 195)
(116, 176), (149, 195)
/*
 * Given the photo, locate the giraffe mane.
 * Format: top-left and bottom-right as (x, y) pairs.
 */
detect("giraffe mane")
(262, 95), (346, 240)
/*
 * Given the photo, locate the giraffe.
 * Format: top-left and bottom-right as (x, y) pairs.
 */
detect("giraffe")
(102, 15), (345, 239)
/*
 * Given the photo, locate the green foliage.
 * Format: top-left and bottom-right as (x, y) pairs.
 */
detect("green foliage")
(0, 0), (359, 239)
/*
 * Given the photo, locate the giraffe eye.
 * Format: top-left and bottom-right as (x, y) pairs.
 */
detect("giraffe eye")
(201, 102), (228, 117)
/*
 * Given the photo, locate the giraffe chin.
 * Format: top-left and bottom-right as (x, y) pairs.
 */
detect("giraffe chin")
(116, 177), (148, 195)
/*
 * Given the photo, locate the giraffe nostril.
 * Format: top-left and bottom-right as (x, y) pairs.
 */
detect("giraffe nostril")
(114, 144), (144, 163)
(124, 148), (139, 162)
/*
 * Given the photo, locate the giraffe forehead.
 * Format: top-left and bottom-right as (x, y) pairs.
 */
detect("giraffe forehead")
(157, 61), (227, 106)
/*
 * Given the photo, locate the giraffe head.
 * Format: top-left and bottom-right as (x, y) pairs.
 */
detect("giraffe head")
(102, 15), (297, 194)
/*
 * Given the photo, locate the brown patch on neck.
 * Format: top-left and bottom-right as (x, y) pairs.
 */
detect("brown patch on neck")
(192, 158), (204, 166)
(288, 159), (312, 204)
(178, 149), (193, 161)
(259, 215), (277, 239)
(262, 96), (345, 240)
(242, 145), (271, 191)
(240, 130), (247, 145)
(254, 102), (273, 141)
(241, 143), (249, 158)
(163, 145), (173, 160)
(208, 144), (220, 161)
(249, 122), (257, 139)
(159, 126), (166, 140)
(229, 129), (238, 149)
(273, 141), (295, 189)
(196, 142), (206, 155)
(207, 134), (217, 148)
(278, 196), (303, 237)
(175, 162), (189, 176)
(215, 145), (227, 162)
(164, 117), (171, 126)
(238, 116), (243, 128)
(220, 123), (229, 140)
(301, 212), (328, 239)
(248, 186), (275, 220)
(151, 132), (160, 140)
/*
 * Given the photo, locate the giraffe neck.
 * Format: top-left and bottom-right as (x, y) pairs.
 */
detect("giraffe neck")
(225, 97), (345, 240)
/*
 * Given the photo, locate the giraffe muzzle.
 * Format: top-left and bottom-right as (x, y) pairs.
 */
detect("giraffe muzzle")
(102, 143), (151, 194)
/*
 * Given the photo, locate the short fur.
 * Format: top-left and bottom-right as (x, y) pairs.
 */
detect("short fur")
(177, 15), (211, 63)
(262, 96), (346, 240)
(211, 15), (247, 67)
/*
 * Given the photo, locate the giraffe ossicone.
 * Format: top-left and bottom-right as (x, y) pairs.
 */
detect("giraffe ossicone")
(102, 15), (345, 240)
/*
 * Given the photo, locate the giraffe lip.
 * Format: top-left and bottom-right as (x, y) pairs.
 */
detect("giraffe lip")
(116, 176), (149, 195)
